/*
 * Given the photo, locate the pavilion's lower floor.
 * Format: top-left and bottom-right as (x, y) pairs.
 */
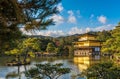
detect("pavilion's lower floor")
(74, 47), (101, 56)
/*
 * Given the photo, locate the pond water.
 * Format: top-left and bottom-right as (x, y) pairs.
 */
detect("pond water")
(0, 56), (103, 79)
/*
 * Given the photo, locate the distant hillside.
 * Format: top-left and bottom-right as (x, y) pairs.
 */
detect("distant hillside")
(23, 30), (111, 42)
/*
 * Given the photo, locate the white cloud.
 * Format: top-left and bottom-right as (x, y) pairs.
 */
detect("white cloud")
(57, 3), (63, 12)
(38, 30), (65, 37)
(68, 27), (83, 35)
(20, 27), (31, 35)
(94, 24), (114, 31)
(68, 10), (74, 15)
(68, 16), (76, 23)
(67, 10), (77, 23)
(68, 24), (114, 35)
(51, 14), (64, 25)
(20, 28), (65, 37)
(97, 15), (107, 24)
(37, 27), (91, 36)
(86, 27), (91, 33)
(68, 27), (91, 35)
(20, 24), (115, 37)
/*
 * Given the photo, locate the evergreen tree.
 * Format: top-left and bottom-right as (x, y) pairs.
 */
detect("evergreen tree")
(46, 43), (56, 53)
(5, 38), (40, 62)
(25, 63), (70, 79)
(102, 23), (120, 56)
(0, 0), (61, 54)
(82, 62), (120, 79)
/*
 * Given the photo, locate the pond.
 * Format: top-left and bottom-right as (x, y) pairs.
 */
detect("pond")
(0, 56), (105, 79)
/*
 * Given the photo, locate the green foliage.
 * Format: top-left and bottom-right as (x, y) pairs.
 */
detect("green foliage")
(0, 0), (24, 26)
(55, 48), (60, 53)
(21, 0), (61, 31)
(0, 0), (61, 30)
(68, 46), (74, 57)
(25, 63), (71, 79)
(0, 0), (23, 53)
(5, 48), (22, 55)
(25, 36), (76, 56)
(102, 23), (120, 55)
(82, 62), (120, 79)
(0, 0), (61, 54)
(22, 38), (40, 50)
(0, 24), (22, 54)
(96, 30), (112, 41)
(39, 38), (53, 51)
(6, 38), (40, 54)
(5, 38), (40, 62)
(54, 36), (77, 56)
(46, 43), (56, 53)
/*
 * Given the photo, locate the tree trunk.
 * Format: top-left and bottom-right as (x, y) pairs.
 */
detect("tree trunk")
(24, 52), (28, 63)
(24, 48), (29, 63)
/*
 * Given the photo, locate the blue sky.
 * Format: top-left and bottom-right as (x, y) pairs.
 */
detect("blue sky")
(22, 0), (120, 37)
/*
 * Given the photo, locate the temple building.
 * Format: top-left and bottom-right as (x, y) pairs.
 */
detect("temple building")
(73, 33), (102, 56)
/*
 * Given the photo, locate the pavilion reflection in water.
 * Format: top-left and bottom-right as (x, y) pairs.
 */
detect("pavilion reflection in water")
(73, 56), (100, 72)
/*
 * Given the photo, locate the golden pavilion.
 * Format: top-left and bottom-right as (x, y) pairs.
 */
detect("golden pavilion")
(73, 33), (102, 56)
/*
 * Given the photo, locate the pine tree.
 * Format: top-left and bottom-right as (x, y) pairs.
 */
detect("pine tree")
(0, 0), (61, 54)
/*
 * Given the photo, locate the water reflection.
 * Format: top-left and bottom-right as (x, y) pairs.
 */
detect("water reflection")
(6, 69), (19, 79)
(1, 65), (30, 79)
(0, 56), (101, 79)
(73, 56), (100, 72)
